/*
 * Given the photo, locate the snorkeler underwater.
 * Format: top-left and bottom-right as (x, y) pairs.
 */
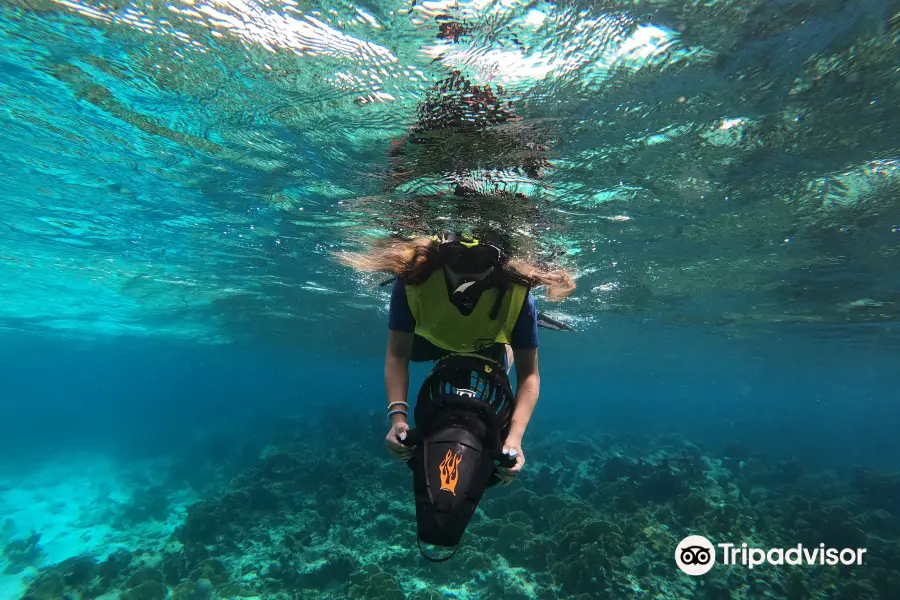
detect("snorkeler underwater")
(2, 0), (900, 599)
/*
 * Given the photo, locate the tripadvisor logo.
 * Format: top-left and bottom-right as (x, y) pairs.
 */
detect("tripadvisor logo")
(675, 535), (867, 576)
(676, 535), (716, 575)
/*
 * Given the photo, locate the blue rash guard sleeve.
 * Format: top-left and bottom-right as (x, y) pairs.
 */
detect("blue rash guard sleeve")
(510, 291), (540, 350)
(388, 278), (416, 332)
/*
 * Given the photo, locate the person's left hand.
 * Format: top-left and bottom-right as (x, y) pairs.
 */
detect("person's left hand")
(497, 437), (525, 485)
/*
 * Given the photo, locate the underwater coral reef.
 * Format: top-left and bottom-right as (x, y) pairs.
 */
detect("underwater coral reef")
(3, 413), (899, 600)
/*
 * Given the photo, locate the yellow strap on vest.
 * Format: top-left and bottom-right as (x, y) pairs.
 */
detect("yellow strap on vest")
(406, 269), (528, 354)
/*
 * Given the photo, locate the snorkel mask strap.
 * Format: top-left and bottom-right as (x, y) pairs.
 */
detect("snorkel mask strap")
(489, 281), (507, 320)
(440, 234), (506, 317)
(449, 276), (496, 316)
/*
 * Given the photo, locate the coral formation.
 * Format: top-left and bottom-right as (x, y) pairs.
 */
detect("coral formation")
(11, 419), (900, 600)
(3, 532), (44, 575)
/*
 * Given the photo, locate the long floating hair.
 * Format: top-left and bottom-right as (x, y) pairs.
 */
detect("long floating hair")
(335, 236), (575, 300)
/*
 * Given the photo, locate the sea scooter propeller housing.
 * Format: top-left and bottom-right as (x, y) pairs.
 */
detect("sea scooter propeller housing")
(400, 353), (517, 561)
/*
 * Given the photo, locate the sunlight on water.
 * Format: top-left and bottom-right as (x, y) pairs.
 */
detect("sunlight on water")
(0, 0), (899, 343)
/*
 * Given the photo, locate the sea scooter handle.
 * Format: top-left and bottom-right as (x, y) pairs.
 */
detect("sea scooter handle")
(398, 427), (518, 469)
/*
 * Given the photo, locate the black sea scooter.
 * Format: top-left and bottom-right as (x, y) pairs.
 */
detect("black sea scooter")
(400, 353), (519, 562)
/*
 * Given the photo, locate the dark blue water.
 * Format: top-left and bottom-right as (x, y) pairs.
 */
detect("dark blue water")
(3, 322), (896, 473)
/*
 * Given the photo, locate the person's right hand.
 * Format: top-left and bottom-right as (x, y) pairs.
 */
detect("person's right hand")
(385, 422), (414, 462)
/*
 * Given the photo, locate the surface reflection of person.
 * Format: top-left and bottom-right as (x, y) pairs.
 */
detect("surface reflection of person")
(386, 19), (554, 192)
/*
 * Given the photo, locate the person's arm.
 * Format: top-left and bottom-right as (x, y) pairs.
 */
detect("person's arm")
(505, 291), (541, 448)
(385, 278), (416, 424)
(507, 347), (539, 446)
(385, 330), (413, 424)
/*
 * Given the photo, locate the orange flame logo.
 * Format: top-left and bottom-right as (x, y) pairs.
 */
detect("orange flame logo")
(438, 449), (463, 495)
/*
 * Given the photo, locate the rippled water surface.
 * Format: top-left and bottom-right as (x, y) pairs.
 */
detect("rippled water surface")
(2, 0), (899, 344)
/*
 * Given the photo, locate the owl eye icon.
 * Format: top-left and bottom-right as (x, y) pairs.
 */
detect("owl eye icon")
(680, 546), (712, 565)
(675, 536), (716, 575)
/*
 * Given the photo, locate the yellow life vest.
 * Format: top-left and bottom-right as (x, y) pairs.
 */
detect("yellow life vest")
(405, 268), (528, 354)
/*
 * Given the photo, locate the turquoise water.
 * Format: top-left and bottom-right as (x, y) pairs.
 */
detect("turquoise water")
(1, 0), (899, 598)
